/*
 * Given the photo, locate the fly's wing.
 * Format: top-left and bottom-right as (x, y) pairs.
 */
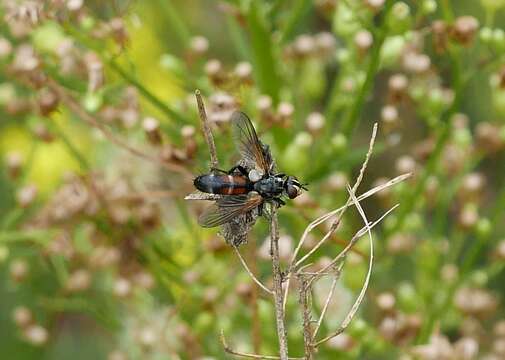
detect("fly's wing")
(198, 192), (263, 228)
(231, 111), (272, 174)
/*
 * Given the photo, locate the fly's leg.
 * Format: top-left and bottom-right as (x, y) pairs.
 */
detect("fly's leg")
(258, 203), (264, 217)
(210, 167), (229, 174)
(272, 198), (285, 208)
(227, 165), (249, 176)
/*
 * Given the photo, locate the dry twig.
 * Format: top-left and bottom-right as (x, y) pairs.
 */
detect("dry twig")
(270, 206), (289, 360)
(312, 185), (374, 346)
(195, 89), (219, 170)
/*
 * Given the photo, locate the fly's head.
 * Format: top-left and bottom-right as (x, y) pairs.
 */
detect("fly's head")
(284, 176), (308, 199)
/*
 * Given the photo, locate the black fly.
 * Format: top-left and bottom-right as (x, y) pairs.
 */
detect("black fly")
(193, 111), (307, 245)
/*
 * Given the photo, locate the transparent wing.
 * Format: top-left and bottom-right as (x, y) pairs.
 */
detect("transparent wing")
(231, 111), (272, 173)
(198, 192), (264, 228)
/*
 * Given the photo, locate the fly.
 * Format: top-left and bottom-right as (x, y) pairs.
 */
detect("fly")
(193, 111), (307, 232)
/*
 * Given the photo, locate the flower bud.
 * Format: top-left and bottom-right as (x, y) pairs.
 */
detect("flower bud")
(113, 277), (132, 298)
(66, 269), (92, 292)
(388, 73), (408, 102)
(305, 112), (325, 134)
(234, 61), (253, 84)
(189, 35), (209, 56)
(13, 306), (33, 328)
(24, 324), (48, 346)
(364, 0), (385, 12)
(205, 59), (225, 85)
(16, 184), (37, 208)
(354, 30), (373, 57)
(142, 117), (162, 145)
(450, 16), (479, 46)
(5, 151), (23, 179)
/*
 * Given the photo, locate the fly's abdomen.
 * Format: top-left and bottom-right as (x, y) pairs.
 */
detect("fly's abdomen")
(194, 174), (250, 195)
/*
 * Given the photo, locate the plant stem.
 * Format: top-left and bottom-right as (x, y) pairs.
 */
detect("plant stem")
(270, 207), (289, 360)
(339, 0), (394, 138)
(298, 275), (314, 360)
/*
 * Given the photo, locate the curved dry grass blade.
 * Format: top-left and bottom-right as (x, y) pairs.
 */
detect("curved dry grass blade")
(233, 245), (273, 295)
(313, 185), (374, 347)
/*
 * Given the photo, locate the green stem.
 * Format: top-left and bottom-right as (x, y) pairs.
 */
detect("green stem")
(49, 119), (90, 171)
(108, 59), (188, 129)
(339, 0), (395, 138)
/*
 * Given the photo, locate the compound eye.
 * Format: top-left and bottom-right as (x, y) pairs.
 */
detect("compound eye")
(287, 185), (299, 199)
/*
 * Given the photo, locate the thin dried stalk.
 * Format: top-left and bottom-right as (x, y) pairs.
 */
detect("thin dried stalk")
(270, 206), (289, 360)
(47, 79), (192, 176)
(220, 331), (303, 360)
(291, 123), (377, 268)
(311, 261), (344, 339)
(314, 204), (398, 278)
(312, 184), (374, 347)
(195, 89), (219, 170)
(233, 245), (273, 295)
(284, 124), (379, 310)
(298, 275), (314, 360)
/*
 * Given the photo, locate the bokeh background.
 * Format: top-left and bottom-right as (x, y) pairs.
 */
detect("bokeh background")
(1, 0), (505, 359)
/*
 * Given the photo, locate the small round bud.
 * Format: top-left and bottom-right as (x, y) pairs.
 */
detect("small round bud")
(189, 36), (209, 55)
(205, 59), (225, 85)
(234, 61), (253, 83)
(142, 117), (162, 145)
(24, 324), (48, 346)
(403, 52), (431, 73)
(5, 151), (23, 179)
(16, 184), (37, 208)
(305, 112), (325, 134)
(395, 155), (416, 175)
(381, 105), (399, 128)
(325, 172), (347, 191)
(451, 16), (479, 46)
(331, 133), (347, 152)
(138, 327), (158, 348)
(277, 101), (294, 124)
(314, 32), (336, 55)
(13, 306), (33, 328)
(133, 272), (155, 290)
(365, 0), (385, 12)
(376, 292), (396, 312)
(293, 35), (316, 57)
(421, 0), (437, 14)
(67, 0), (83, 11)
(66, 269), (92, 292)
(0, 37), (12, 59)
(388, 73), (409, 102)
(113, 277), (132, 298)
(458, 203), (479, 230)
(10, 259), (29, 282)
(354, 30), (373, 56)
(441, 264), (458, 282)
(108, 350), (127, 360)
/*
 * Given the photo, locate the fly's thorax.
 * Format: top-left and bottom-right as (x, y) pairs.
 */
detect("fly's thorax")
(253, 176), (284, 197)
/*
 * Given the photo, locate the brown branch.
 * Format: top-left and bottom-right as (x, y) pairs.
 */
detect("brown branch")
(195, 89), (219, 170)
(270, 206), (289, 360)
(46, 79), (192, 177)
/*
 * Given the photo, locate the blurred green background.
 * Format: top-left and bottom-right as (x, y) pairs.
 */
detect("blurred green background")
(1, 0), (505, 359)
